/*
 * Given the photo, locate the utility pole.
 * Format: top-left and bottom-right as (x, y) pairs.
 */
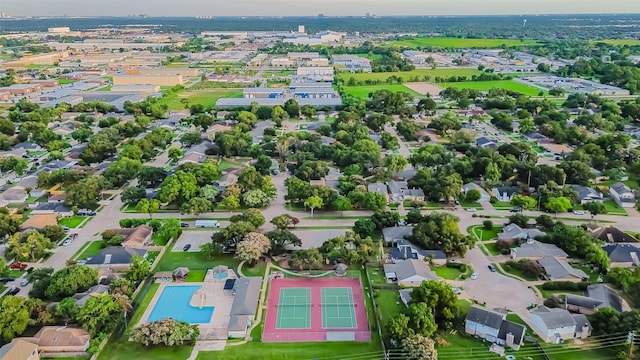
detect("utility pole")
(627, 331), (635, 358)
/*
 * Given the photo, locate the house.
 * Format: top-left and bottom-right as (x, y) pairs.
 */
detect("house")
(31, 202), (72, 216)
(386, 181), (425, 202)
(389, 239), (447, 265)
(609, 182), (636, 208)
(382, 226), (413, 244)
(571, 314), (593, 339)
(393, 168), (417, 181)
(367, 182), (388, 198)
(462, 183), (491, 202)
(571, 185), (603, 204)
(218, 173), (238, 187)
(0, 339), (40, 360)
(0, 186), (28, 205)
(565, 284), (623, 314)
(20, 214), (59, 231)
(464, 306), (526, 350)
(21, 326), (90, 356)
(511, 240), (568, 261)
(72, 284), (110, 306)
(177, 151), (206, 165)
(537, 256), (588, 281)
(85, 246), (147, 269)
(383, 259), (438, 287)
(228, 277), (261, 338)
(476, 136), (498, 149)
(492, 186), (520, 202)
(530, 306), (585, 343)
(399, 288), (413, 306)
(588, 225), (639, 244)
(497, 224), (545, 242)
(48, 193), (66, 203)
(110, 225), (154, 248)
(602, 243), (640, 268)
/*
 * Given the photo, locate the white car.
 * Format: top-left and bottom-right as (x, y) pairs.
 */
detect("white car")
(573, 210), (585, 215)
(470, 272), (479, 280)
(466, 208), (477, 212)
(451, 287), (462, 295)
(62, 239), (71, 247)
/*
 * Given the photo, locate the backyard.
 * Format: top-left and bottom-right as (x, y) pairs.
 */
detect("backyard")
(373, 289), (405, 329)
(155, 245), (239, 272)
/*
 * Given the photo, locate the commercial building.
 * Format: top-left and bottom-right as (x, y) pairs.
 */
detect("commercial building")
(126, 67), (199, 77)
(296, 66), (334, 81)
(332, 54), (372, 72)
(112, 74), (184, 86)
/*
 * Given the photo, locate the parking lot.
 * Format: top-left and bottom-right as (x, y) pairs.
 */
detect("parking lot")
(172, 231), (217, 252)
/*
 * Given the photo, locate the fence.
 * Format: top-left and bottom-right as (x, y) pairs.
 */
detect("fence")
(262, 331), (371, 343)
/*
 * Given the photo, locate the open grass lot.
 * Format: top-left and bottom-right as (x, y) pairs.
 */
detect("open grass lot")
(438, 80), (542, 95)
(157, 89), (243, 110)
(591, 39), (640, 46)
(467, 225), (502, 241)
(433, 266), (463, 280)
(389, 37), (542, 49)
(156, 244), (239, 272)
(342, 84), (419, 98)
(198, 340), (382, 360)
(338, 68), (482, 82)
(75, 241), (104, 260)
(602, 199), (628, 216)
(58, 216), (89, 228)
(241, 261), (267, 277)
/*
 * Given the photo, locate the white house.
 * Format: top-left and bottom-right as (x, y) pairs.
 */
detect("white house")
(465, 306), (526, 350)
(530, 306), (582, 343)
(383, 259), (438, 287)
(609, 182), (636, 208)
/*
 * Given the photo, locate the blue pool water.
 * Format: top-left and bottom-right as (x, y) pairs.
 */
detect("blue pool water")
(148, 285), (214, 324)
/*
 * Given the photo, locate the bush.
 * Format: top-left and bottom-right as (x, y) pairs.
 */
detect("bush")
(490, 197), (498, 204)
(482, 220), (493, 230)
(148, 219), (162, 231)
(472, 213), (478, 218)
(508, 214), (529, 228)
(494, 239), (513, 255)
(541, 281), (589, 291)
(119, 218), (148, 228)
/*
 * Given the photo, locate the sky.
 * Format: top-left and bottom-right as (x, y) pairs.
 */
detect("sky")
(1, 0), (640, 17)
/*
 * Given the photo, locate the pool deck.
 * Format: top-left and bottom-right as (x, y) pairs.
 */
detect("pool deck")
(138, 275), (237, 340)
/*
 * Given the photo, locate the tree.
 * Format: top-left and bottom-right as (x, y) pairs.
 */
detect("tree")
(266, 229), (302, 255)
(333, 197), (352, 216)
(168, 146), (184, 163)
(353, 218), (376, 238)
(156, 218), (182, 245)
(583, 201), (607, 221)
(406, 302), (437, 337)
(235, 232), (271, 265)
(364, 192), (387, 211)
(0, 295), (29, 341)
(220, 195), (240, 212)
(545, 196), (572, 218)
(387, 313), (412, 340)
(109, 278), (135, 297)
(198, 184), (219, 201)
(384, 155), (408, 176)
(126, 255), (151, 283)
(45, 265), (98, 300)
(8, 230), (55, 262)
(511, 194), (538, 212)
(230, 208), (265, 228)
(0, 212), (21, 239)
(409, 280), (458, 330)
(40, 225), (66, 244)
(55, 297), (79, 325)
(65, 176), (104, 209)
(76, 295), (125, 337)
(401, 334), (438, 360)
(464, 189), (481, 203)
(242, 189), (271, 208)
(283, 98), (300, 118)
(132, 318), (200, 346)
(157, 171), (199, 205)
(180, 197), (212, 216)
(410, 212), (474, 255)
(136, 198), (161, 219)
(271, 214), (294, 230)
(304, 195), (324, 218)
(121, 186), (146, 206)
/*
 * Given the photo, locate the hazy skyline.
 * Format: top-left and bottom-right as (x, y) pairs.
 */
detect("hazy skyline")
(1, 0), (640, 17)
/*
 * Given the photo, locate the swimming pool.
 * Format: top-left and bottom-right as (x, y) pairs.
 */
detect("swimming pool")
(148, 285), (214, 324)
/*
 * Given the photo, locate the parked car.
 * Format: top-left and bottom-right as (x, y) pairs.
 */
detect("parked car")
(488, 264), (497, 272)
(20, 278), (29, 287)
(78, 209), (96, 216)
(62, 239), (72, 247)
(183, 244), (192, 251)
(385, 150), (393, 155)
(7, 287), (20, 295)
(466, 208), (477, 212)
(451, 287), (462, 295)
(180, 222), (189, 228)
(510, 207), (521, 213)
(471, 272), (480, 280)
(10, 262), (27, 270)
(61, 226), (70, 232)
(0, 277), (16, 283)
(194, 220), (220, 228)
(573, 210), (585, 215)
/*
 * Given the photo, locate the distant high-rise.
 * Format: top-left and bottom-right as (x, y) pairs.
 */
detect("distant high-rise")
(298, 25), (305, 33)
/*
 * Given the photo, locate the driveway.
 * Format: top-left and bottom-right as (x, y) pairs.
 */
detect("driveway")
(460, 247), (538, 311)
(172, 231), (216, 252)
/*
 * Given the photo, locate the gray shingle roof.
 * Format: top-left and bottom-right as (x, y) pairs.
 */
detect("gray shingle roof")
(538, 257), (588, 280)
(382, 226), (413, 242)
(611, 182), (633, 196)
(383, 259), (437, 282)
(512, 240), (568, 258)
(85, 247), (146, 265)
(531, 306), (575, 329)
(230, 277), (261, 316)
(602, 243), (640, 263)
(498, 224), (545, 241)
(571, 185), (603, 202)
(498, 320), (526, 345)
(466, 306), (505, 330)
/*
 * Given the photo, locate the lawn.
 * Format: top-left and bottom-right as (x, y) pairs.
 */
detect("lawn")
(458, 201), (483, 209)
(241, 261), (267, 277)
(500, 262), (538, 281)
(218, 160), (236, 171)
(433, 266), (463, 280)
(535, 285), (585, 299)
(156, 89), (243, 111)
(492, 201), (514, 210)
(8, 269), (25, 278)
(366, 265), (388, 286)
(75, 241), (104, 260)
(389, 37), (542, 49)
(438, 80), (542, 95)
(184, 269), (206, 282)
(198, 340), (382, 360)
(374, 289), (405, 329)
(337, 68), (483, 83)
(602, 199), (628, 216)
(155, 246), (239, 272)
(58, 216), (89, 228)
(467, 225), (502, 241)
(591, 39), (640, 46)
(342, 84), (419, 98)
(485, 243), (502, 256)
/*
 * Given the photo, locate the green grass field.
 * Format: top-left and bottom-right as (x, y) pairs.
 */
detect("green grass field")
(155, 244), (239, 272)
(389, 37), (542, 49)
(157, 89), (243, 110)
(338, 68), (482, 83)
(591, 39), (640, 46)
(58, 216), (89, 228)
(438, 80), (542, 95)
(375, 289), (405, 329)
(433, 266), (464, 280)
(76, 241), (104, 260)
(198, 341), (381, 360)
(343, 84), (419, 98)
(467, 225), (502, 241)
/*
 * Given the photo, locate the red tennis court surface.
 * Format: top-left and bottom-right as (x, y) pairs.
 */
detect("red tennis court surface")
(263, 277), (371, 342)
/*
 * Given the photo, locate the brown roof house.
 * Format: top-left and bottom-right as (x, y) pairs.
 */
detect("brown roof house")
(21, 326), (90, 357)
(20, 214), (59, 231)
(177, 151), (206, 165)
(0, 339), (40, 360)
(111, 225), (154, 248)
(0, 186), (28, 205)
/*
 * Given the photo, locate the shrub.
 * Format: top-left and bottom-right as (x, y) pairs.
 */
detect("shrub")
(494, 239), (513, 255)
(482, 220), (493, 230)
(541, 281), (589, 291)
(119, 218), (148, 228)
(490, 197), (498, 204)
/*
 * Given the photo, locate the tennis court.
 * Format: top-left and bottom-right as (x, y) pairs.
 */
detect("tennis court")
(322, 287), (357, 329)
(275, 287), (311, 329)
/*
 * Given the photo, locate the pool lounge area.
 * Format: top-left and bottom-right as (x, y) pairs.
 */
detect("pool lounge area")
(148, 285), (214, 324)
